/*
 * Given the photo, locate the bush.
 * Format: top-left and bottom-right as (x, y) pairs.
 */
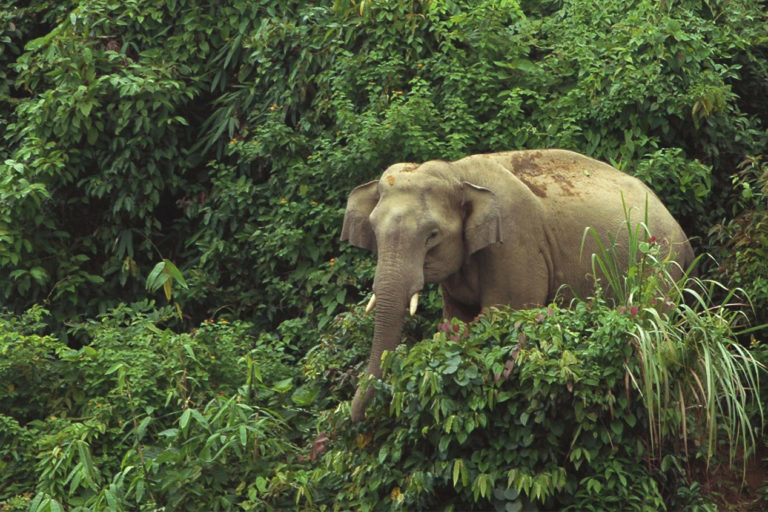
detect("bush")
(710, 156), (768, 335)
(318, 293), (761, 510)
(631, 148), (712, 229)
(0, 303), (320, 510)
(357, 303), (653, 511)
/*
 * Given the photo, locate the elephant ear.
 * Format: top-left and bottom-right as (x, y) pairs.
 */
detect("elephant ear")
(462, 182), (502, 254)
(341, 180), (379, 252)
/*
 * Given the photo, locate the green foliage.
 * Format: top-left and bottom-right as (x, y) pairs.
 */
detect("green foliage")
(0, 413), (36, 501)
(318, 289), (761, 510)
(1, 281), (762, 509)
(0, 303), (316, 510)
(632, 148), (713, 226)
(145, 258), (188, 319)
(631, 278), (763, 470)
(2, 0), (768, 508)
(319, 303), (665, 510)
(586, 212), (763, 471)
(710, 156), (768, 334)
(1, 0), (203, 324)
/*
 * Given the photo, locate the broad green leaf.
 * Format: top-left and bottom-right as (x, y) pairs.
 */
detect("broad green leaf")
(146, 261), (169, 292)
(162, 259), (188, 288)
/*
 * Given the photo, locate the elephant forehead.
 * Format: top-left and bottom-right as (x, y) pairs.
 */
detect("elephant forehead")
(370, 205), (421, 237)
(374, 193), (430, 218)
(373, 183), (456, 224)
(379, 170), (450, 194)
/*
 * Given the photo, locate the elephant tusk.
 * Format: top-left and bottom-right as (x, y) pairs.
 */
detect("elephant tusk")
(365, 294), (376, 313)
(409, 293), (419, 316)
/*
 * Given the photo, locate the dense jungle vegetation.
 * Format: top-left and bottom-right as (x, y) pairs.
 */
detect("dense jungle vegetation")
(2, 0), (768, 510)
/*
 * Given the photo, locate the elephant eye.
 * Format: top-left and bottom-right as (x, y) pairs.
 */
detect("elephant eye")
(426, 230), (439, 245)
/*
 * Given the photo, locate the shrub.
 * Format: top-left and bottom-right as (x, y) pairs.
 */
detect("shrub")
(587, 211), (763, 470)
(320, 302), (665, 510)
(631, 148), (712, 229)
(710, 156), (768, 335)
(0, 302), (320, 511)
(319, 285), (762, 510)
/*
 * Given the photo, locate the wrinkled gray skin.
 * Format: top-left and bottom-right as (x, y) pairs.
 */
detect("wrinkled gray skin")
(341, 149), (694, 421)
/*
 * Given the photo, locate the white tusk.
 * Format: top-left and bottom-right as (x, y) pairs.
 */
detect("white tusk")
(365, 294), (376, 313)
(409, 293), (419, 316)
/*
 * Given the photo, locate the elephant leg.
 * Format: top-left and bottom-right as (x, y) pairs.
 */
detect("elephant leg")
(440, 286), (480, 322)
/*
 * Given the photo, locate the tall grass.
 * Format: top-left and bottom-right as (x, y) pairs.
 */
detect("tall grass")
(582, 203), (764, 474)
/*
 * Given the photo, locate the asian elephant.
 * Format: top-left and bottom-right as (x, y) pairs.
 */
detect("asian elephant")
(341, 149), (694, 422)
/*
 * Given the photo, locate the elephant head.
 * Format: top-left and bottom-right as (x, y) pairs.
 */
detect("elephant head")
(341, 162), (502, 421)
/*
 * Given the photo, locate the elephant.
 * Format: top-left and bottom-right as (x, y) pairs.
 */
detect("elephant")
(341, 149), (694, 421)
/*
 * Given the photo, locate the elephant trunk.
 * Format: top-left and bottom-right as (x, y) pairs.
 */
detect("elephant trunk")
(350, 249), (423, 422)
